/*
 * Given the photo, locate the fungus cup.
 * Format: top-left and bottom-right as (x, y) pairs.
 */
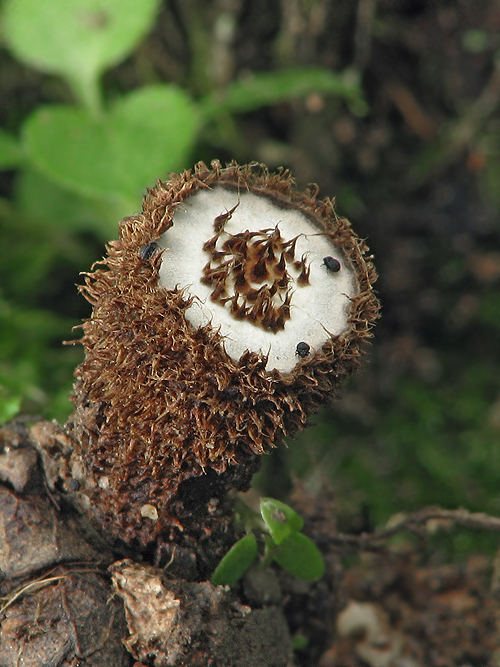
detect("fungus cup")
(66, 161), (379, 569)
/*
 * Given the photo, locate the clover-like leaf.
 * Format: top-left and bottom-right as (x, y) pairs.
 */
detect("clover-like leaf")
(211, 532), (258, 587)
(260, 497), (304, 545)
(2, 0), (160, 111)
(23, 85), (198, 207)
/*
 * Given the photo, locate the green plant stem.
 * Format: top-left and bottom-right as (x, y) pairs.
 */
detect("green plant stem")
(260, 534), (280, 568)
(69, 72), (104, 119)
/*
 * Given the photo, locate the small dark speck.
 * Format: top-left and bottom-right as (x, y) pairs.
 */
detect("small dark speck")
(323, 256), (341, 272)
(82, 10), (109, 30)
(69, 478), (80, 491)
(140, 242), (159, 261)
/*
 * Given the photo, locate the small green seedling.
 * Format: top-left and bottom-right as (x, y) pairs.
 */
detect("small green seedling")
(211, 532), (258, 587)
(210, 497), (325, 587)
(260, 497), (304, 544)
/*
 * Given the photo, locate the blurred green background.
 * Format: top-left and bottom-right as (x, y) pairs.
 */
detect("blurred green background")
(1, 0), (499, 555)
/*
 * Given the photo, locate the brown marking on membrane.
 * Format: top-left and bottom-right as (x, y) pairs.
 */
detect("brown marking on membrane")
(275, 253), (286, 276)
(268, 281), (278, 297)
(277, 274), (290, 289)
(246, 288), (260, 302)
(250, 254), (269, 282)
(297, 254), (311, 285)
(203, 235), (219, 252)
(234, 271), (248, 291)
(223, 234), (247, 254)
(283, 235), (300, 260)
(231, 297), (248, 319)
(214, 201), (240, 233)
(265, 245), (275, 262)
(210, 281), (227, 301)
(202, 213), (313, 331)
(201, 264), (230, 284)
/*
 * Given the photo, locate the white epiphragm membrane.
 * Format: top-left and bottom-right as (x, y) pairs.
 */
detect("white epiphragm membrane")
(158, 187), (356, 373)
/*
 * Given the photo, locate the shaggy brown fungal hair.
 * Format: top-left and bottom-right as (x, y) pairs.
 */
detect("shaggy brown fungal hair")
(67, 161), (379, 549)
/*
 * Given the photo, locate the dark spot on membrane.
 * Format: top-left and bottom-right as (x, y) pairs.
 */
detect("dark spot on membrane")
(140, 242), (159, 261)
(296, 342), (310, 358)
(323, 256), (341, 272)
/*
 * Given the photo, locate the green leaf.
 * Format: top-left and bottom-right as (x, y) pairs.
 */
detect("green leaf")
(0, 129), (24, 168)
(273, 532), (325, 582)
(16, 169), (119, 238)
(260, 497), (304, 545)
(2, 0), (160, 112)
(202, 67), (366, 117)
(23, 85), (198, 207)
(211, 532), (258, 587)
(0, 298), (78, 418)
(0, 393), (21, 425)
(291, 634), (309, 651)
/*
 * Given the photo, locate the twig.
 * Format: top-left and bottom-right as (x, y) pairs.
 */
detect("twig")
(408, 55), (500, 188)
(353, 0), (377, 73)
(324, 506), (500, 552)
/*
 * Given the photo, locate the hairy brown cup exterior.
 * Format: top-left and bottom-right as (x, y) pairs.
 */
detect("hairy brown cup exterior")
(67, 161), (379, 552)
